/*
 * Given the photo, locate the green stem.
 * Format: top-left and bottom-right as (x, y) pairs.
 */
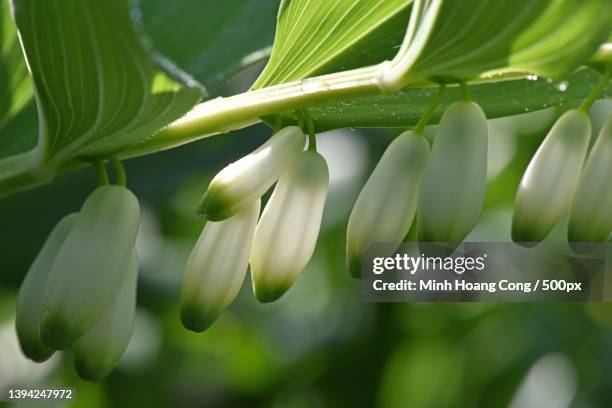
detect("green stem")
(297, 110), (306, 130)
(272, 115), (283, 134)
(459, 82), (471, 101)
(414, 84), (446, 135)
(93, 160), (109, 186)
(115, 68), (610, 163)
(304, 111), (317, 151)
(124, 64), (386, 158)
(110, 158), (127, 187)
(580, 67), (611, 112)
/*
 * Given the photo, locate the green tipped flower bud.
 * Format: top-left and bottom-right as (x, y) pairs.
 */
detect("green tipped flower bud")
(568, 114), (612, 244)
(250, 151), (329, 302)
(74, 251), (138, 381)
(418, 101), (488, 245)
(15, 213), (77, 362)
(180, 199), (260, 332)
(41, 185), (140, 349)
(199, 126), (306, 221)
(512, 109), (591, 245)
(346, 131), (429, 278)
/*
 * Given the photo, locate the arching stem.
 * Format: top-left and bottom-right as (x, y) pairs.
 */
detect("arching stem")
(459, 82), (471, 102)
(110, 158), (127, 187)
(93, 160), (109, 186)
(304, 111), (317, 151)
(580, 67), (611, 112)
(414, 84), (446, 135)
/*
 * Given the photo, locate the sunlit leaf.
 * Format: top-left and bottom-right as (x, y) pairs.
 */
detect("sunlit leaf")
(253, 0), (413, 88)
(382, 0), (612, 88)
(137, 0), (280, 95)
(0, 0), (32, 139)
(0, 0), (201, 196)
(0, 0), (36, 192)
(0, 0), (34, 157)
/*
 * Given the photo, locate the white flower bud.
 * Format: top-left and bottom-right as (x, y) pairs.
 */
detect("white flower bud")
(418, 101), (488, 245)
(180, 199), (260, 332)
(199, 126), (306, 221)
(73, 251), (138, 381)
(512, 109), (591, 245)
(346, 131), (429, 277)
(15, 213), (77, 362)
(250, 151), (329, 302)
(41, 185), (140, 349)
(568, 114), (612, 244)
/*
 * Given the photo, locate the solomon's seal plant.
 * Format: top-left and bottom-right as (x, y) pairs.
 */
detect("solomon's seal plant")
(568, 113), (612, 245)
(73, 251), (138, 381)
(15, 159), (141, 380)
(41, 182), (140, 348)
(181, 199), (261, 332)
(250, 148), (329, 302)
(346, 129), (429, 277)
(512, 109), (592, 245)
(4, 0), (612, 380)
(418, 91), (488, 251)
(16, 213), (77, 362)
(345, 87), (444, 277)
(511, 68), (611, 247)
(199, 126), (305, 221)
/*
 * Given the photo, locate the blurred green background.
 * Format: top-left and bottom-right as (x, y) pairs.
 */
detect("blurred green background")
(2, 0), (612, 406)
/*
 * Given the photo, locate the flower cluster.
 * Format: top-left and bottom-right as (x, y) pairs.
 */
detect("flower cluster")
(16, 184), (140, 381)
(513, 111), (612, 248)
(347, 100), (488, 275)
(181, 99), (491, 329)
(181, 126), (329, 332)
(15, 82), (611, 381)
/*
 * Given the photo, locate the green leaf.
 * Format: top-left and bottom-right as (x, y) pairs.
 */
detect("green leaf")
(0, 0), (34, 159)
(253, 0), (413, 88)
(304, 69), (612, 132)
(0, 0), (37, 193)
(136, 0), (280, 95)
(381, 0), (612, 89)
(0, 0), (201, 196)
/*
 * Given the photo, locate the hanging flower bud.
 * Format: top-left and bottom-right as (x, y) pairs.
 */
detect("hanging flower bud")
(346, 131), (429, 278)
(568, 114), (612, 244)
(250, 151), (329, 302)
(199, 126), (306, 221)
(180, 199), (260, 332)
(73, 251), (138, 381)
(15, 213), (77, 362)
(41, 185), (140, 349)
(512, 109), (591, 245)
(418, 101), (488, 245)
